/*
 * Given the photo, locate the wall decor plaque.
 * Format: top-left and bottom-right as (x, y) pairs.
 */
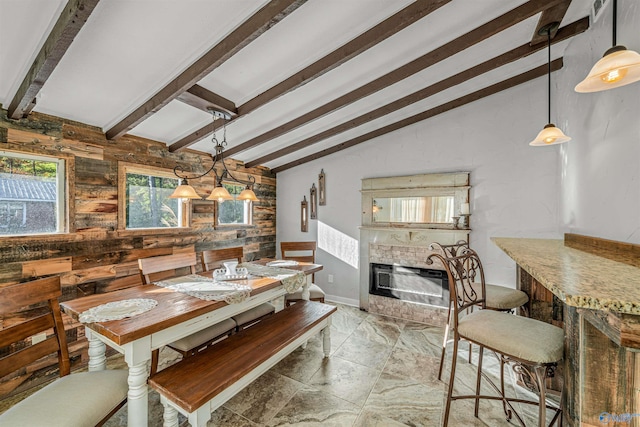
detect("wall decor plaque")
(319, 169), (326, 205)
(310, 183), (317, 219)
(301, 196), (308, 232)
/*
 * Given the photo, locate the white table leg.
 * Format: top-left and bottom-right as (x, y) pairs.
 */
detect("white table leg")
(127, 362), (149, 427)
(86, 329), (107, 371)
(301, 275), (311, 301)
(322, 321), (331, 357)
(160, 396), (180, 427)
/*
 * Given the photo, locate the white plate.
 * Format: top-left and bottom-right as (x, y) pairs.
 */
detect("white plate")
(266, 260), (299, 267)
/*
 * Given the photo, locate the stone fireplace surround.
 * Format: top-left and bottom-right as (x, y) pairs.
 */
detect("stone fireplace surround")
(359, 172), (470, 326)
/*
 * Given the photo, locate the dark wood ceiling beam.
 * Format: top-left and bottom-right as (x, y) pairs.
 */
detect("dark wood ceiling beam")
(169, 0), (450, 153)
(272, 58), (563, 173)
(247, 17), (588, 168)
(237, 0), (451, 116)
(7, 0), (100, 119)
(105, 0), (307, 140)
(223, 0), (564, 158)
(530, 0), (573, 45)
(176, 85), (238, 117)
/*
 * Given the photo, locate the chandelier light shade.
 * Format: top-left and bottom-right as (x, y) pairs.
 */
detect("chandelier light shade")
(530, 22), (571, 147)
(169, 108), (259, 202)
(170, 178), (203, 199)
(575, 0), (640, 92)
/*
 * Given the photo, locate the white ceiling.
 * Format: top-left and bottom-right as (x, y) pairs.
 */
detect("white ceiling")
(0, 0), (592, 171)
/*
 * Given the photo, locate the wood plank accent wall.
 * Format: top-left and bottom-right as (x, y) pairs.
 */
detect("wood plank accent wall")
(0, 109), (276, 398)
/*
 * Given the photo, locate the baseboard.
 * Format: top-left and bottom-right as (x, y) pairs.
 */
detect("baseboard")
(325, 295), (360, 308)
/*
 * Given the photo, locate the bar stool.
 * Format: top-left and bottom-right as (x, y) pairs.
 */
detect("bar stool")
(280, 241), (325, 307)
(201, 247), (275, 332)
(428, 247), (563, 427)
(431, 241), (529, 380)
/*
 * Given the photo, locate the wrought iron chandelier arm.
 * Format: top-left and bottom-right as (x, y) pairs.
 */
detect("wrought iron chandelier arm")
(173, 163), (221, 182)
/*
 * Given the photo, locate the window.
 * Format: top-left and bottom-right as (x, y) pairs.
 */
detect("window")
(217, 183), (252, 226)
(119, 163), (187, 230)
(0, 151), (65, 235)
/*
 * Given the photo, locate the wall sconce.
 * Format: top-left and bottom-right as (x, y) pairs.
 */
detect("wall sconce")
(318, 169), (326, 205)
(310, 183), (317, 219)
(301, 196), (308, 232)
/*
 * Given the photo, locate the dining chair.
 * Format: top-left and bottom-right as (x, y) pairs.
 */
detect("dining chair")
(0, 276), (128, 426)
(428, 247), (563, 427)
(430, 241), (530, 380)
(280, 241), (325, 307)
(201, 247), (275, 332)
(138, 252), (236, 375)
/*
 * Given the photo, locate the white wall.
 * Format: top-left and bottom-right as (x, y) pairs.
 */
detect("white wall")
(277, 78), (563, 304)
(557, 0), (640, 243)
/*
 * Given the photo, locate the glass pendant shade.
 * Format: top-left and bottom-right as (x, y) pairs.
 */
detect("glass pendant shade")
(237, 187), (259, 202)
(529, 124), (572, 146)
(206, 185), (233, 202)
(575, 46), (640, 92)
(169, 180), (202, 199)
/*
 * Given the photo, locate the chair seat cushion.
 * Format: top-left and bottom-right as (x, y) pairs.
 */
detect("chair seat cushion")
(0, 369), (128, 427)
(458, 310), (563, 364)
(169, 318), (236, 352)
(232, 302), (275, 326)
(484, 284), (529, 310)
(286, 283), (325, 300)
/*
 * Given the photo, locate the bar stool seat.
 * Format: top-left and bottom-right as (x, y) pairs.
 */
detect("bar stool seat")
(459, 310), (563, 364)
(483, 283), (529, 310)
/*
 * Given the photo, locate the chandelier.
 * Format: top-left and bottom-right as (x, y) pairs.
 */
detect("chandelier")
(169, 108), (259, 202)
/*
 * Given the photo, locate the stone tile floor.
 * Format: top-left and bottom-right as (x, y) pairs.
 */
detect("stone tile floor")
(1, 303), (560, 426)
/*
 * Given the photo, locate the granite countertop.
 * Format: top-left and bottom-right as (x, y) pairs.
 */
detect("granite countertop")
(492, 237), (640, 315)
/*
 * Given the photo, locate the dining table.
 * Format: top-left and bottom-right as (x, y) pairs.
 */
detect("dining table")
(60, 259), (322, 427)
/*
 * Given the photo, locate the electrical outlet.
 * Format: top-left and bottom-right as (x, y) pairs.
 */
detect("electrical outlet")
(328, 274), (334, 283)
(31, 332), (47, 345)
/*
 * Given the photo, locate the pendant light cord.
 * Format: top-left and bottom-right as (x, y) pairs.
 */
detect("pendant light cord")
(612, 0), (617, 46)
(547, 27), (551, 124)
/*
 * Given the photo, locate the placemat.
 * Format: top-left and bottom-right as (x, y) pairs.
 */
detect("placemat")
(154, 274), (251, 303)
(239, 263), (306, 293)
(79, 298), (158, 323)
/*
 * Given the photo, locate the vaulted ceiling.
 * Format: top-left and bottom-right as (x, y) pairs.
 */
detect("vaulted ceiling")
(0, 0), (592, 173)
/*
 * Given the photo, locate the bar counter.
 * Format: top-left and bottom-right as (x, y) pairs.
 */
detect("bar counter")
(493, 236), (640, 427)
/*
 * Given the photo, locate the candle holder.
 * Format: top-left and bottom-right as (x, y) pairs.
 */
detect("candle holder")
(451, 216), (460, 229)
(459, 214), (470, 229)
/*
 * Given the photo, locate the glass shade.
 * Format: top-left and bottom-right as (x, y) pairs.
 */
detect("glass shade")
(575, 46), (640, 92)
(237, 187), (259, 202)
(206, 185), (233, 202)
(169, 181), (202, 199)
(529, 124), (571, 146)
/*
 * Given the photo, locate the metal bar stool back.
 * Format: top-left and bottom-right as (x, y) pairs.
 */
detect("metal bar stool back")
(428, 247), (563, 427)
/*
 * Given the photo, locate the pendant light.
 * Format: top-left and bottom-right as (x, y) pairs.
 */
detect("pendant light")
(530, 22), (571, 146)
(575, 0), (640, 92)
(169, 108), (259, 202)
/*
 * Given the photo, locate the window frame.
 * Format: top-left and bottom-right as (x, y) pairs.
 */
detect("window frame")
(117, 162), (190, 232)
(0, 149), (69, 236)
(214, 182), (254, 229)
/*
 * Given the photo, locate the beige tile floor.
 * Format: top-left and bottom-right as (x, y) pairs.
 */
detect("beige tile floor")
(1, 303), (560, 426)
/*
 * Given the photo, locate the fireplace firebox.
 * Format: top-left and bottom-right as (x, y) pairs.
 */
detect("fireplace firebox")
(369, 263), (449, 308)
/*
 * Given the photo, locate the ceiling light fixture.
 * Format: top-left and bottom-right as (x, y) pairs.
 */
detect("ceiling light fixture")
(575, 0), (640, 92)
(170, 108), (259, 202)
(530, 22), (571, 146)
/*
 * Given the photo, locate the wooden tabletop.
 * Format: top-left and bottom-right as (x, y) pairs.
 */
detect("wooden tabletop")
(61, 261), (322, 346)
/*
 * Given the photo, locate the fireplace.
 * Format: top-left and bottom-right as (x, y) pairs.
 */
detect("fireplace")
(369, 263), (449, 308)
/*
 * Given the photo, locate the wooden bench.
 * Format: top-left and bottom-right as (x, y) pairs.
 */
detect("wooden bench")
(148, 300), (337, 427)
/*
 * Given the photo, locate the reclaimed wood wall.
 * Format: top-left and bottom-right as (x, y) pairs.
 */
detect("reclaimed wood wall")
(0, 109), (276, 398)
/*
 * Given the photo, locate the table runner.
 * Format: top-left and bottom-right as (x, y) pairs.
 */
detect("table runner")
(154, 274), (251, 303)
(239, 263), (306, 293)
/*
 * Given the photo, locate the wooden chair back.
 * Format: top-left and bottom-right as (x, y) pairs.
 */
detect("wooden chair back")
(280, 241), (316, 263)
(201, 247), (244, 271)
(0, 276), (71, 381)
(138, 252), (198, 284)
